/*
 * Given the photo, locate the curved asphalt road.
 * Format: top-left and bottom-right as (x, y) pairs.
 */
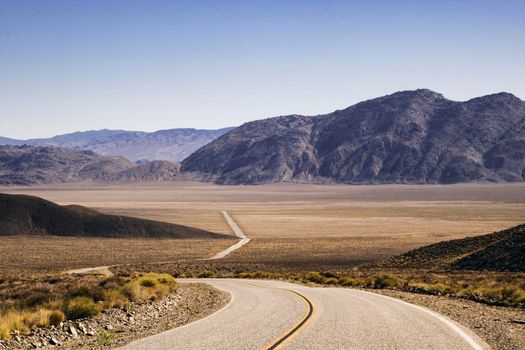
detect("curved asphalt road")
(119, 279), (489, 350)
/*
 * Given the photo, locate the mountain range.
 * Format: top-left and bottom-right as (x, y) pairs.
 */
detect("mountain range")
(1, 89), (524, 185)
(0, 145), (180, 185)
(0, 128), (233, 162)
(182, 89), (525, 184)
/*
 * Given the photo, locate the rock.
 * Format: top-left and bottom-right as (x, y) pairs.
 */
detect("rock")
(86, 331), (95, 336)
(511, 319), (525, 324)
(106, 324), (114, 331)
(49, 338), (60, 345)
(14, 336), (22, 342)
(68, 326), (78, 337)
(31, 342), (43, 348)
(78, 322), (88, 334)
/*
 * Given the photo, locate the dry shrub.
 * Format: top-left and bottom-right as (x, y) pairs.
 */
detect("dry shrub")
(102, 289), (129, 309)
(124, 273), (177, 302)
(337, 277), (363, 287)
(197, 270), (215, 278)
(48, 310), (65, 326)
(373, 274), (402, 289)
(65, 296), (100, 320)
(0, 311), (29, 340)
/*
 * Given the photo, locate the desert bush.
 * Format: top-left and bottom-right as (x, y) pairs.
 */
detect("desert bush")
(48, 310), (65, 326)
(102, 289), (129, 309)
(0, 311), (29, 340)
(467, 284), (525, 305)
(324, 277), (339, 285)
(198, 270), (215, 278)
(65, 296), (100, 319)
(67, 284), (105, 302)
(304, 272), (327, 284)
(22, 309), (51, 328)
(374, 274), (402, 289)
(337, 277), (362, 287)
(320, 272), (338, 278)
(235, 272), (251, 278)
(22, 288), (56, 308)
(139, 278), (158, 288)
(408, 282), (455, 295)
(125, 273), (177, 302)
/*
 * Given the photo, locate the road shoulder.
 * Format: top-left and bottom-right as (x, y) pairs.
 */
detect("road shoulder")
(371, 289), (525, 350)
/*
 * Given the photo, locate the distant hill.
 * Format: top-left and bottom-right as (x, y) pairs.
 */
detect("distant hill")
(0, 145), (180, 185)
(377, 224), (525, 272)
(103, 160), (180, 181)
(0, 128), (233, 162)
(181, 89), (525, 184)
(0, 193), (227, 239)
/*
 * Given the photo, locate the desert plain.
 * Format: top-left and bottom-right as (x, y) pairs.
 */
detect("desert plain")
(1, 182), (524, 274)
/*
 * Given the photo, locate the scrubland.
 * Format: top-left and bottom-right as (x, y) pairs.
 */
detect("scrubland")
(0, 273), (177, 340)
(1, 182), (523, 273)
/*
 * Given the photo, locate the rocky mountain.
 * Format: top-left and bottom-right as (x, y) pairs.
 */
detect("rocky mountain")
(104, 160), (180, 181)
(0, 193), (227, 238)
(0, 145), (180, 185)
(0, 128), (233, 162)
(181, 89), (525, 184)
(377, 224), (524, 272)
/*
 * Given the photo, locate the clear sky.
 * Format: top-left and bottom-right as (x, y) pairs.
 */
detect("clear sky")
(1, 0), (524, 139)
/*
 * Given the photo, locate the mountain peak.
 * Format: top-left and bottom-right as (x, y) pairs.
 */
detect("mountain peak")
(182, 90), (525, 184)
(388, 88), (446, 100)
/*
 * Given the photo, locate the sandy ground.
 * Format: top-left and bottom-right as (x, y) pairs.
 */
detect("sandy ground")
(1, 182), (524, 272)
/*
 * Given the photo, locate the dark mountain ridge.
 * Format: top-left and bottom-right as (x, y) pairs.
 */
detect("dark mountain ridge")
(0, 193), (227, 239)
(181, 89), (525, 184)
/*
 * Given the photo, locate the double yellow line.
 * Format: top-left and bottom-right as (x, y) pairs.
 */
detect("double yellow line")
(262, 288), (316, 350)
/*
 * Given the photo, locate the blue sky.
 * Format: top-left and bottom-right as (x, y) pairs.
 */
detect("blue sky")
(1, 0), (524, 138)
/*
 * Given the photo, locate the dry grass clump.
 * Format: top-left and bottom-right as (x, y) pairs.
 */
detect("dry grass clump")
(124, 273), (177, 302)
(65, 296), (100, 320)
(197, 270), (216, 278)
(0, 311), (29, 340)
(0, 272), (177, 339)
(0, 308), (65, 340)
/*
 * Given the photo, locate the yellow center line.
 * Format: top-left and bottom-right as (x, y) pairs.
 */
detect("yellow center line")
(260, 288), (316, 350)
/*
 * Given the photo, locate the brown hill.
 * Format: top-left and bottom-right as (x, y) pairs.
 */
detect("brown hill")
(103, 160), (180, 181)
(377, 224), (525, 271)
(0, 145), (180, 185)
(181, 89), (525, 184)
(0, 193), (227, 239)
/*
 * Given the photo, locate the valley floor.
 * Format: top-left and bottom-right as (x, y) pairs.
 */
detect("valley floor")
(1, 182), (524, 273)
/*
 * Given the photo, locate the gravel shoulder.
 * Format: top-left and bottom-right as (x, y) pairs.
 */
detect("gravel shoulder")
(0, 283), (230, 350)
(370, 289), (525, 350)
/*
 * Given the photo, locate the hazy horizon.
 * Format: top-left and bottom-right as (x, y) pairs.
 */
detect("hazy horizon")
(1, 0), (524, 139)
(1, 88), (523, 140)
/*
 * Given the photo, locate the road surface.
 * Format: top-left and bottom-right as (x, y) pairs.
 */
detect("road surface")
(119, 279), (488, 350)
(204, 211), (250, 260)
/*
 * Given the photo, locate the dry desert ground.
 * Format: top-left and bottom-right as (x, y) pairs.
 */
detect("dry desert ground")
(1, 182), (524, 274)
